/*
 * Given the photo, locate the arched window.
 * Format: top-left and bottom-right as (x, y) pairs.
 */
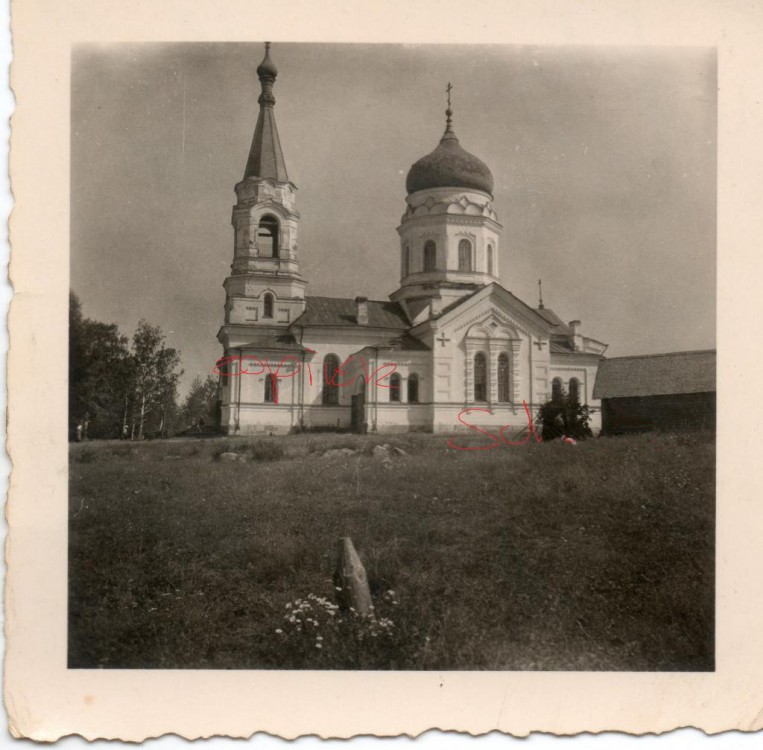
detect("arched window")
(402, 245), (410, 277)
(263, 292), (274, 319)
(569, 377), (580, 404)
(389, 372), (402, 402)
(552, 377), (563, 401)
(424, 240), (436, 272)
(264, 373), (278, 404)
(497, 353), (510, 402)
(474, 352), (487, 402)
(458, 239), (473, 271)
(322, 354), (340, 405)
(258, 215), (279, 258)
(487, 244), (494, 276)
(407, 373), (419, 404)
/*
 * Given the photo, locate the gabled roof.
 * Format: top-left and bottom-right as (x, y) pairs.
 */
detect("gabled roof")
(433, 283), (557, 333)
(293, 296), (410, 329)
(593, 350), (716, 399)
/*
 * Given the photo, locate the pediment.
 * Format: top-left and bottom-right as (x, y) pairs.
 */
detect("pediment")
(438, 284), (553, 341)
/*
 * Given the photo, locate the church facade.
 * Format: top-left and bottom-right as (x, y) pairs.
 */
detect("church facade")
(216, 45), (608, 435)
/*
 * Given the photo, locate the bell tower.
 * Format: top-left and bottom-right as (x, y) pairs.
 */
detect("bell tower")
(220, 43), (306, 333)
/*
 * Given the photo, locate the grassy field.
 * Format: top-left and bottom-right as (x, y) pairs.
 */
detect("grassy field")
(68, 430), (714, 671)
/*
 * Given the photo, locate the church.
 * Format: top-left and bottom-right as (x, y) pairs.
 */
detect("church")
(216, 44), (608, 435)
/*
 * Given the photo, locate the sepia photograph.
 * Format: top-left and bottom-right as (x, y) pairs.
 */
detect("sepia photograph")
(67, 42), (716, 672)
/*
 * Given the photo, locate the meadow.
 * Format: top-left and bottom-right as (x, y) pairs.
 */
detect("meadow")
(68, 430), (714, 670)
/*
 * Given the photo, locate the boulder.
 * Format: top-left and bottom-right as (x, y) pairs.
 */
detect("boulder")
(391, 446), (408, 456)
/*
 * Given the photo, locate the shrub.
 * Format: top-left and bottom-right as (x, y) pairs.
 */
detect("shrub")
(536, 387), (593, 441)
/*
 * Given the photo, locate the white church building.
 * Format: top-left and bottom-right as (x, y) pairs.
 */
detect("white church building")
(217, 44), (608, 435)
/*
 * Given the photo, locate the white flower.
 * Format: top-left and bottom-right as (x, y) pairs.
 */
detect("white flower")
(316, 643), (323, 649)
(275, 628), (283, 634)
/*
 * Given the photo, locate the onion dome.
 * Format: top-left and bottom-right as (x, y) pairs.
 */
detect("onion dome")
(256, 41), (278, 79)
(406, 92), (494, 195)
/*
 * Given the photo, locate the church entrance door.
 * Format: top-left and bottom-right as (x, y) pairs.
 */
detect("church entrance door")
(351, 385), (366, 434)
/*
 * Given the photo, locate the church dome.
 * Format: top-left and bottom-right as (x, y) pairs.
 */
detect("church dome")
(406, 128), (494, 196)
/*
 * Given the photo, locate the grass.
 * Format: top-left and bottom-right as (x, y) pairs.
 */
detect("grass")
(68, 431), (714, 670)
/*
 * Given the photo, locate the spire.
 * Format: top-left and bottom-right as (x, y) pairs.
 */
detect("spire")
(243, 42), (289, 182)
(538, 279), (545, 309)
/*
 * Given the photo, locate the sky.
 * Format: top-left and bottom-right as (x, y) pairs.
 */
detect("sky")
(71, 43), (716, 396)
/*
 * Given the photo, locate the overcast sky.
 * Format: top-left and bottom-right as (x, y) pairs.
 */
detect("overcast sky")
(71, 43), (716, 395)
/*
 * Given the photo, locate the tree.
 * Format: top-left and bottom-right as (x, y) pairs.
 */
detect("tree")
(69, 292), (131, 439)
(127, 320), (183, 439)
(536, 386), (593, 441)
(181, 375), (219, 431)
(69, 292), (185, 440)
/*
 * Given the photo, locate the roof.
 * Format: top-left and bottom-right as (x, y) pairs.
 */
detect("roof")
(236, 332), (309, 352)
(535, 307), (572, 335)
(593, 350), (716, 399)
(378, 334), (430, 352)
(293, 296), (410, 329)
(406, 128), (494, 195)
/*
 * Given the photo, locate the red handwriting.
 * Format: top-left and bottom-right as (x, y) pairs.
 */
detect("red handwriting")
(213, 353), (399, 405)
(447, 401), (543, 451)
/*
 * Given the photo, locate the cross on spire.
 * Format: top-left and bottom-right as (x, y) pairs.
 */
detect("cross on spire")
(445, 82), (453, 133)
(538, 279), (544, 309)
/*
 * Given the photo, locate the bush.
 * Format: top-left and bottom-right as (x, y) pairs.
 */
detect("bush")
(536, 388), (593, 441)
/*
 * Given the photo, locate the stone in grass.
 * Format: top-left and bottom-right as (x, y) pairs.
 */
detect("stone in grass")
(391, 446), (408, 456)
(323, 448), (356, 458)
(219, 451), (241, 462)
(372, 445), (390, 460)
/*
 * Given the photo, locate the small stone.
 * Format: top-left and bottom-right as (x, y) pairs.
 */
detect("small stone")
(323, 448), (356, 459)
(219, 452), (239, 462)
(391, 446), (408, 456)
(372, 445), (390, 460)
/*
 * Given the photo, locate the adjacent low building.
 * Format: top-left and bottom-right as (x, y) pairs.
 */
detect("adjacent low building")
(593, 350), (716, 435)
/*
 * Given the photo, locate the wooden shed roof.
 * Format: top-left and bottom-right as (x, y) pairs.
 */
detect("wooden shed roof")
(593, 350), (716, 399)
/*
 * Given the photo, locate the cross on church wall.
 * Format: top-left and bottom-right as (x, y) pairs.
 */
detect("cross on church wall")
(436, 332), (451, 347)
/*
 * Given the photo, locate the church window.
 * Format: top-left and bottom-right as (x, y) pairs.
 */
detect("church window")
(498, 353), (510, 402)
(458, 239), (473, 271)
(403, 245), (410, 277)
(474, 352), (487, 402)
(487, 244), (494, 276)
(263, 293), (274, 319)
(389, 373), (402, 402)
(569, 377), (580, 404)
(322, 354), (340, 405)
(424, 240), (436, 272)
(257, 215), (279, 258)
(264, 373), (278, 403)
(407, 373), (419, 404)
(552, 377), (563, 400)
